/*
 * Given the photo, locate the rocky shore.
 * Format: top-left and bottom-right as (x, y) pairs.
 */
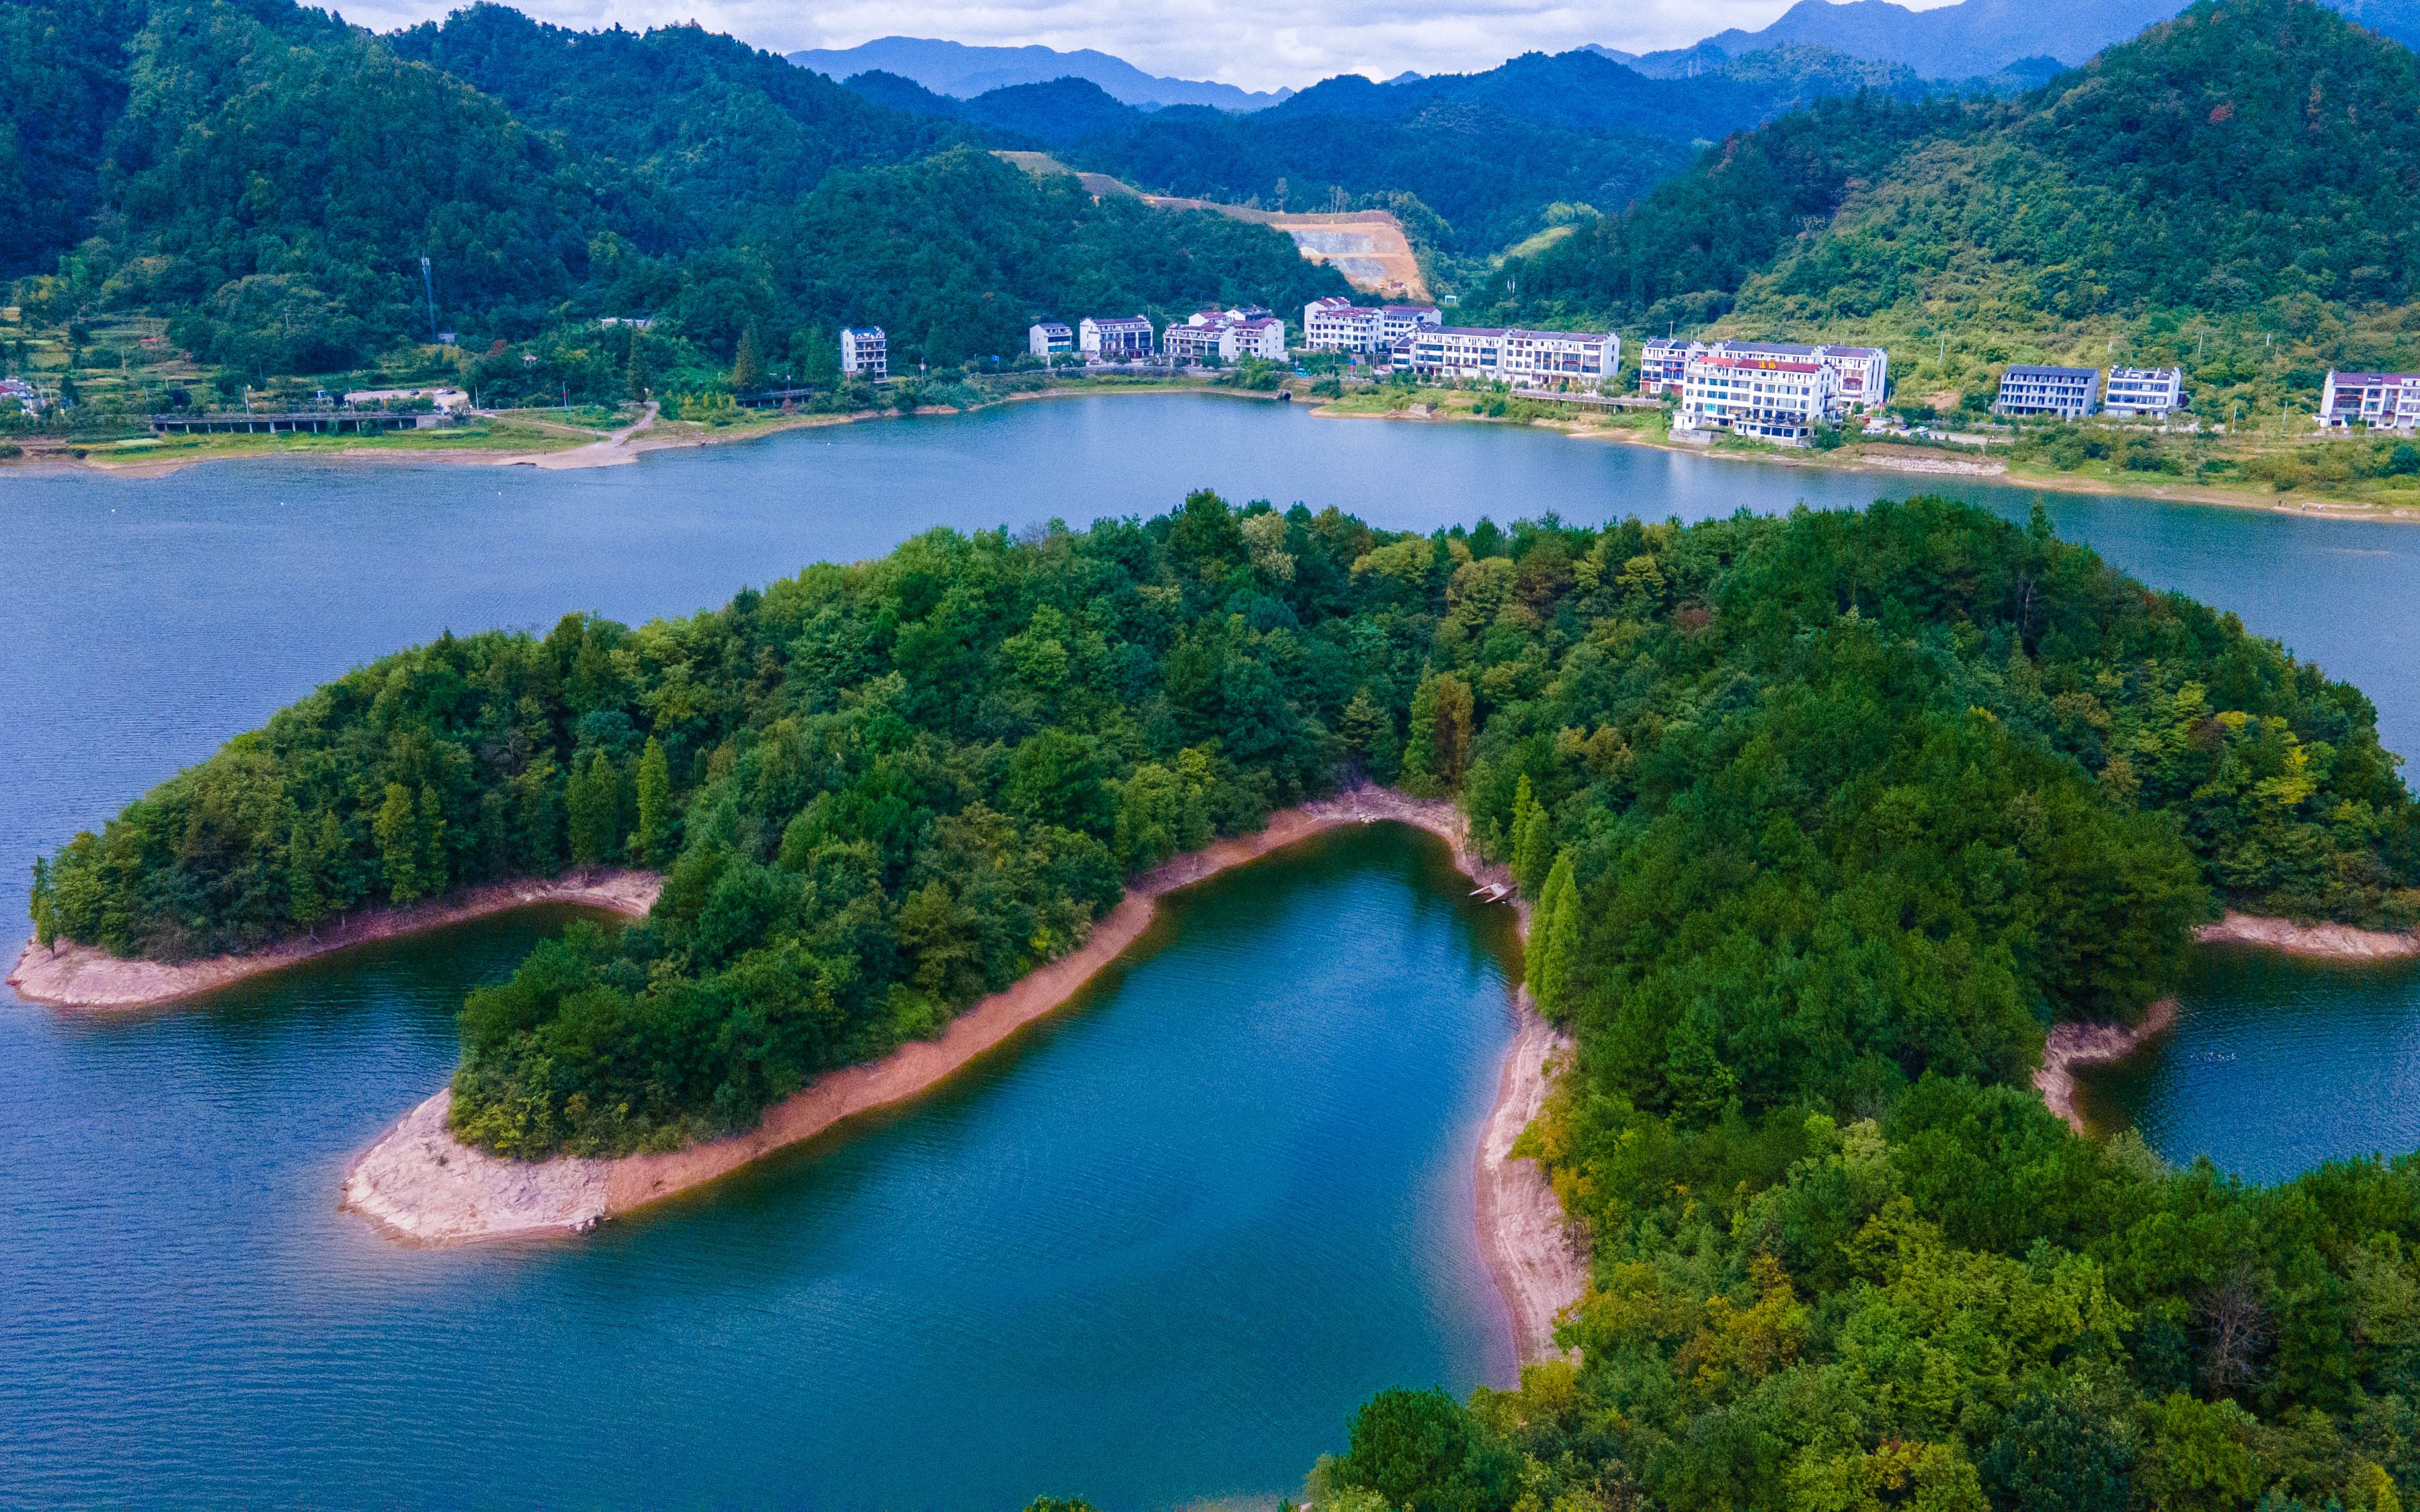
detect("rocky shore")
(2033, 996), (2181, 1133)
(2195, 911), (2420, 960)
(6, 870), (661, 1011)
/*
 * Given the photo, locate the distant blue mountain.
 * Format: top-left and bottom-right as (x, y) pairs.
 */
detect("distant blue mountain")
(789, 37), (1289, 110)
(1625, 0), (2413, 79)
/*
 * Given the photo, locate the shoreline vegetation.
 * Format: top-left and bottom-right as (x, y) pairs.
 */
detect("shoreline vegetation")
(7, 870), (661, 1009)
(333, 791), (1592, 1365)
(15, 377), (2419, 523)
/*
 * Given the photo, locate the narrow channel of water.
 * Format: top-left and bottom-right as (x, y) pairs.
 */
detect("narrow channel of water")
(3, 394), (2417, 1501)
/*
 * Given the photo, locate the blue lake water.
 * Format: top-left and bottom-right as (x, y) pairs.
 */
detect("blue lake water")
(3, 394), (2417, 1504)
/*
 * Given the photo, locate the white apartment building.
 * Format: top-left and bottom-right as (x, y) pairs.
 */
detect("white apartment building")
(1028, 321), (1074, 358)
(1641, 338), (1888, 411)
(2318, 370), (2420, 429)
(1403, 327), (1619, 392)
(2102, 367), (2184, 417)
(1381, 304), (1443, 344)
(840, 327), (886, 380)
(1675, 351), (1841, 446)
(1163, 320), (1224, 365)
(1221, 317), (1288, 362)
(1638, 336), (1697, 396)
(1166, 307), (1286, 365)
(1080, 314), (1156, 360)
(1994, 365), (2101, 419)
(1303, 296), (1383, 353)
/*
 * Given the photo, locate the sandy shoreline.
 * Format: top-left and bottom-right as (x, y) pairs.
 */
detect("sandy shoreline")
(2026, 913), (2419, 1132)
(7, 870), (661, 1010)
(2033, 996), (2180, 1133)
(2195, 910), (2420, 959)
(331, 789), (1587, 1359)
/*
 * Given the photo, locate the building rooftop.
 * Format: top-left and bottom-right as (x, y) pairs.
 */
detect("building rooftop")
(2002, 365), (2099, 380)
(2329, 371), (2420, 384)
(1697, 354), (1822, 374)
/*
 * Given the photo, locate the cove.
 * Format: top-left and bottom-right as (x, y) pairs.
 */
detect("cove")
(0, 825), (1519, 1505)
(6, 391), (2420, 1500)
(2076, 948), (2420, 1181)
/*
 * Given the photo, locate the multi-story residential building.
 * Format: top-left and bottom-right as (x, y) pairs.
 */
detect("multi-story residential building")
(1, 376), (40, 415)
(2103, 367), (2185, 417)
(1403, 327), (1620, 392)
(1303, 297), (1383, 353)
(1080, 314), (1156, 360)
(1674, 351), (1841, 446)
(1638, 336), (1698, 396)
(1162, 319), (1224, 365)
(1221, 317), (1289, 362)
(1994, 365), (2101, 418)
(1640, 338), (1888, 410)
(839, 326), (887, 380)
(1381, 304), (1443, 345)
(2317, 370), (2420, 429)
(1166, 308), (1289, 364)
(1028, 321), (1074, 358)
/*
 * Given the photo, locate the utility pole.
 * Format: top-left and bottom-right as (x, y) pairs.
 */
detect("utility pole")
(420, 256), (438, 345)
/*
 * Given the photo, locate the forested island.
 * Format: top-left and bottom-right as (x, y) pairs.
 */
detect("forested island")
(27, 493), (2420, 1507)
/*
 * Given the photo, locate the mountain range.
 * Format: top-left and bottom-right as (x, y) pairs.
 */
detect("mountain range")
(836, 46), (1997, 258)
(786, 36), (1291, 111)
(806, 0), (2418, 114)
(1660, 0), (2418, 75)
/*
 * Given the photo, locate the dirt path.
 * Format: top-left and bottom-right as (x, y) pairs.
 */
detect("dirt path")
(526, 401), (659, 470)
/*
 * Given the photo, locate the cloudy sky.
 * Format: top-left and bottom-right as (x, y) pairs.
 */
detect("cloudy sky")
(332, 0), (1942, 93)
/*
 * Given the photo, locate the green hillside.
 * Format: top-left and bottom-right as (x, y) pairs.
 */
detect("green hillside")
(1485, 0), (2420, 415)
(0, 0), (1346, 400)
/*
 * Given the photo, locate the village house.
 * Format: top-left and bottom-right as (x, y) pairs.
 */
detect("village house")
(1380, 304), (1443, 345)
(1221, 317), (1288, 362)
(2317, 370), (2420, 430)
(1080, 314), (1156, 361)
(1674, 351), (1841, 446)
(2103, 367), (2185, 417)
(1641, 338), (1888, 411)
(1403, 326), (1619, 392)
(1303, 297), (1382, 353)
(1993, 365), (2101, 418)
(840, 327), (887, 380)
(1027, 321), (1074, 358)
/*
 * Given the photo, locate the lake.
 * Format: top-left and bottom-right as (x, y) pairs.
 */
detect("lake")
(3, 394), (2417, 1504)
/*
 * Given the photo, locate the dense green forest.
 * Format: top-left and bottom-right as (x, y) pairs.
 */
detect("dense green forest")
(31, 494), (2420, 1505)
(1474, 0), (2420, 413)
(969, 48), (1942, 262)
(0, 0), (1346, 392)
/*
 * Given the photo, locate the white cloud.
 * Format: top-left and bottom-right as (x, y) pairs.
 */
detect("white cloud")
(331, 0), (1942, 95)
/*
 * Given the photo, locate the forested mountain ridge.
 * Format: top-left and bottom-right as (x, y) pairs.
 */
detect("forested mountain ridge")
(1034, 48), (1947, 259)
(32, 495), (2420, 1507)
(1479, 0), (2420, 413)
(387, 4), (961, 241)
(0, 0), (1346, 387)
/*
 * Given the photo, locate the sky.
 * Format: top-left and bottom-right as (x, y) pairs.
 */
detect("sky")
(329, 0), (1957, 94)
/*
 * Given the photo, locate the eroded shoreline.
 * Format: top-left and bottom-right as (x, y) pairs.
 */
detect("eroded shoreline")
(331, 790), (1588, 1360)
(6, 870), (661, 1010)
(2027, 913), (2419, 1131)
